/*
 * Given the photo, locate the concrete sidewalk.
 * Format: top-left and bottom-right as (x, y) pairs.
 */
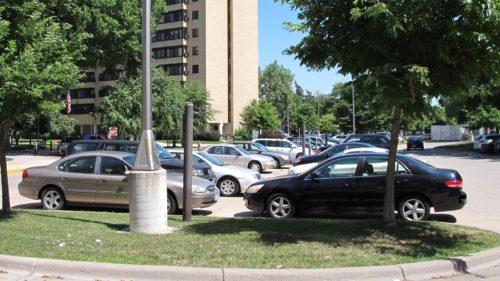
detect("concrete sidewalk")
(3, 151), (60, 174)
(0, 247), (499, 281)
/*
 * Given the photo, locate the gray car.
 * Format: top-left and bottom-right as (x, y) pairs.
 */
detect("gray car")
(172, 151), (263, 196)
(18, 151), (219, 214)
(232, 141), (292, 168)
(201, 144), (275, 172)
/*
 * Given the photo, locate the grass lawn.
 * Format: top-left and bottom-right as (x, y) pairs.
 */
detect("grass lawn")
(436, 141), (475, 151)
(0, 209), (498, 269)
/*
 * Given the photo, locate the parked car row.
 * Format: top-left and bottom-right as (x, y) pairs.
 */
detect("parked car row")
(20, 134), (467, 222)
(474, 134), (500, 153)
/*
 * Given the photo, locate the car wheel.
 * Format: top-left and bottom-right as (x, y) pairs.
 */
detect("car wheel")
(41, 187), (66, 210)
(218, 177), (240, 197)
(272, 158), (281, 169)
(398, 196), (430, 222)
(167, 192), (178, 215)
(248, 161), (262, 172)
(267, 193), (295, 219)
(295, 153), (303, 159)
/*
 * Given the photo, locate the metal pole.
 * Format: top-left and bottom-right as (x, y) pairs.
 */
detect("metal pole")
(134, 0), (160, 171)
(183, 103), (193, 221)
(352, 84), (356, 134)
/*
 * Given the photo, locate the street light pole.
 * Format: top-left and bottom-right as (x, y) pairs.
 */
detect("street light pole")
(129, 0), (168, 234)
(352, 84), (356, 134)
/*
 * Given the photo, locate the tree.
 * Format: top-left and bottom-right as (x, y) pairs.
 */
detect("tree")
(278, 0), (499, 225)
(44, 0), (165, 73)
(259, 61), (295, 128)
(319, 113), (339, 134)
(98, 67), (215, 143)
(240, 99), (280, 132)
(290, 103), (319, 132)
(0, 1), (83, 214)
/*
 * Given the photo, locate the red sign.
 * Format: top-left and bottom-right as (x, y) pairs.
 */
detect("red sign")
(108, 127), (118, 139)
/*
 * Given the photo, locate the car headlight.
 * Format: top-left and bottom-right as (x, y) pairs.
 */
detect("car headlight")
(193, 184), (208, 193)
(246, 184), (264, 194)
(192, 168), (205, 176)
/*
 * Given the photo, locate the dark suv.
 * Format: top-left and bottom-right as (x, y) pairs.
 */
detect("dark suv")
(343, 134), (391, 149)
(64, 139), (215, 182)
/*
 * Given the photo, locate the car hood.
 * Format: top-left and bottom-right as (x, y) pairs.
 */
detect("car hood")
(248, 154), (275, 162)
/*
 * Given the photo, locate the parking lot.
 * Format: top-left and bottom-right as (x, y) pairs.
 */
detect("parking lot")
(5, 142), (500, 234)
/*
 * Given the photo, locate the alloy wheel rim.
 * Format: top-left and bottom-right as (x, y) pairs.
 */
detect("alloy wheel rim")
(270, 197), (291, 218)
(43, 191), (61, 209)
(220, 180), (236, 195)
(167, 196), (171, 212)
(402, 199), (426, 221)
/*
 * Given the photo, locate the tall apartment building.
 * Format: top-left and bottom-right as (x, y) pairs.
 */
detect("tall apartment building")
(67, 0), (258, 136)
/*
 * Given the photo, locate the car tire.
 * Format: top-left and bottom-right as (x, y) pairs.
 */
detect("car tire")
(41, 187), (66, 210)
(266, 193), (295, 219)
(272, 157), (281, 169)
(248, 161), (262, 172)
(218, 177), (240, 197)
(296, 153), (303, 159)
(398, 196), (430, 222)
(167, 192), (178, 215)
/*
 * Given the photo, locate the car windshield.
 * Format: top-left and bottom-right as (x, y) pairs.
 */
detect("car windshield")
(234, 146), (251, 155)
(408, 136), (421, 141)
(252, 142), (269, 151)
(198, 152), (225, 166)
(123, 155), (136, 166)
(155, 144), (173, 159)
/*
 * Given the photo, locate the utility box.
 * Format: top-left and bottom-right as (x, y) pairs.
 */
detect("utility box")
(431, 125), (462, 141)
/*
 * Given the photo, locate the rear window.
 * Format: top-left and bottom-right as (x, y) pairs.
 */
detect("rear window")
(69, 143), (99, 154)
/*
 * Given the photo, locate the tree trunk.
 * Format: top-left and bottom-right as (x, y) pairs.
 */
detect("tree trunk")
(0, 120), (11, 215)
(383, 102), (402, 226)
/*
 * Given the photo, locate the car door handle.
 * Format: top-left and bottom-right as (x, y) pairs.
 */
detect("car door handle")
(60, 177), (68, 181)
(100, 179), (109, 183)
(396, 179), (408, 184)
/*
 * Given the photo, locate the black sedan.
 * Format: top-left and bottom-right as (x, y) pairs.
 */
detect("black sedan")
(406, 136), (424, 150)
(244, 153), (467, 221)
(293, 142), (374, 166)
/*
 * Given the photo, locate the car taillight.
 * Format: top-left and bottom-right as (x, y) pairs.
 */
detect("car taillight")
(445, 180), (462, 188)
(22, 169), (28, 179)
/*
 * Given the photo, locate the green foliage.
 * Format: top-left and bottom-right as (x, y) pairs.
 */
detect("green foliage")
(290, 103), (319, 130)
(43, 0), (166, 73)
(46, 111), (76, 137)
(233, 127), (251, 141)
(259, 61), (295, 126)
(240, 99), (280, 131)
(467, 105), (500, 130)
(193, 131), (221, 141)
(319, 113), (339, 134)
(98, 67), (215, 141)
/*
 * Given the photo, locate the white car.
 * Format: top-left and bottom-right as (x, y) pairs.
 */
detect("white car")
(253, 138), (305, 159)
(474, 134), (488, 150)
(172, 151), (262, 196)
(201, 144), (275, 172)
(288, 147), (388, 176)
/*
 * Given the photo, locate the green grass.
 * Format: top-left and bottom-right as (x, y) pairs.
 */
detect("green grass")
(436, 141), (475, 151)
(0, 210), (498, 268)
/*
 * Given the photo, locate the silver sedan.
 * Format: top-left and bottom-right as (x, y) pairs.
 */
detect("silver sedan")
(18, 151), (219, 214)
(172, 151), (262, 196)
(201, 144), (275, 172)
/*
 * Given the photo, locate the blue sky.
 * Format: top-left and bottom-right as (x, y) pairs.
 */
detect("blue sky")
(258, 0), (351, 94)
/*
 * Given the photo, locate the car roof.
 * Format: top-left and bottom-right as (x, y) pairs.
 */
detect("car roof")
(62, 150), (135, 158)
(70, 139), (139, 144)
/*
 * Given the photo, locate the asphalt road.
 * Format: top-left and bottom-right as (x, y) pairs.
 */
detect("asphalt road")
(5, 142), (500, 234)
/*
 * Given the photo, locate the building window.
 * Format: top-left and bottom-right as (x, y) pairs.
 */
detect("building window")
(81, 72), (96, 83)
(153, 45), (187, 59)
(99, 70), (124, 81)
(159, 9), (188, 23)
(192, 46), (199, 56)
(192, 11), (199, 20)
(166, 0), (186, 5)
(153, 27), (187, 42)
(60, 103), (95, 115)
(192, 28), (199, 38)
(192, 64), (199, 74)
(99, 86), (113, 97)
(65, 88), (95, 99)
(162, 63), (188, 76)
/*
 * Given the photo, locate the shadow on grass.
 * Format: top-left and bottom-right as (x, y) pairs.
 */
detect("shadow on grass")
(183, 216), (470, 258)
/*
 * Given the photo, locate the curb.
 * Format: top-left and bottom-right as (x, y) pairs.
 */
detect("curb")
(6, 168), (24, 175)
(1, 247), (499, 281)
